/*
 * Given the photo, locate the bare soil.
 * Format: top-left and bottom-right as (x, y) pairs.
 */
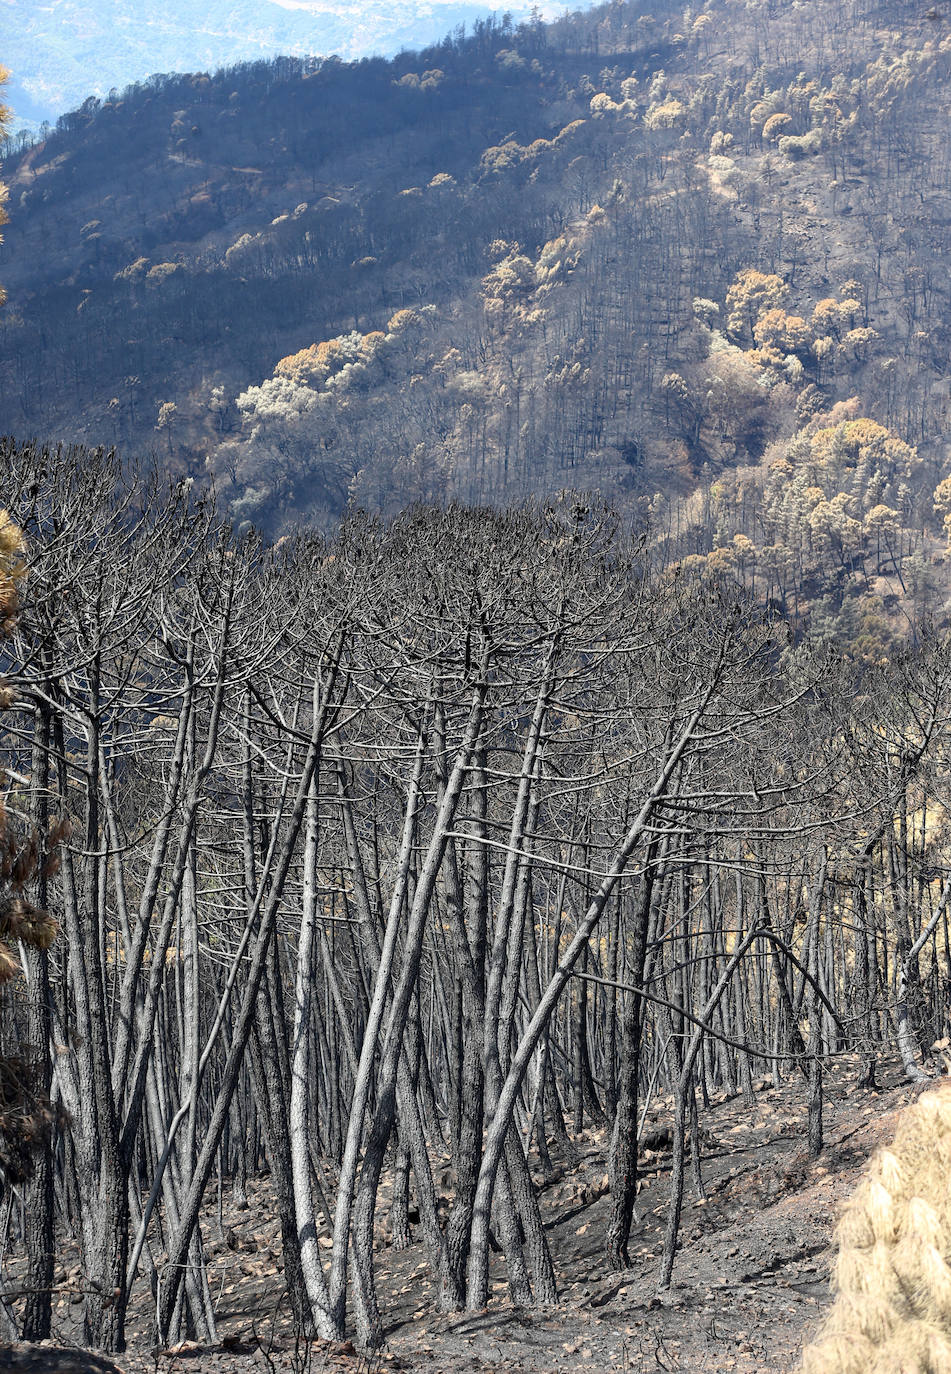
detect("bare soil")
(1, 1055), (925, 1374)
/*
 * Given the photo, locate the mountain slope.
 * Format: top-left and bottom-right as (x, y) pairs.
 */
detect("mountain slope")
(0, 6), (669, 483)
(3, 0), (951, 647)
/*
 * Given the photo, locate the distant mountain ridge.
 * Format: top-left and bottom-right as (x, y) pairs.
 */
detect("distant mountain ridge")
(2, 0), (568, 132)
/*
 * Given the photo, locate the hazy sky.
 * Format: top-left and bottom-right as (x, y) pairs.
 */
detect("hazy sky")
(2, 0), (577, 133)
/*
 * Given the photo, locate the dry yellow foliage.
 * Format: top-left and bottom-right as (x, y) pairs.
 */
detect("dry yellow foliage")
(0, 510), (24, 634)
(801, 1084), (951, 1373)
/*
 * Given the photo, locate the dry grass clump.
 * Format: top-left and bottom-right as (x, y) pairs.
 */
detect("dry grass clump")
(801, 1082), (951, 1373)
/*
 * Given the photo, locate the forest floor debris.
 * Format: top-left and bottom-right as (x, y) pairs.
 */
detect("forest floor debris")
(1, 1056), (927, 1374)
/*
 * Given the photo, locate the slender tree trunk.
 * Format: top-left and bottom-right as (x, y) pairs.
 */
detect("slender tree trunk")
(23, 705), (53, 1340)
(606, 841), (662, 1269)
(807, 853), (827, 1157)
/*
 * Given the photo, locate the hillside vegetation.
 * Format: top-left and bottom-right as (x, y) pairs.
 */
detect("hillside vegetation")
(2, 0), (951, 651)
